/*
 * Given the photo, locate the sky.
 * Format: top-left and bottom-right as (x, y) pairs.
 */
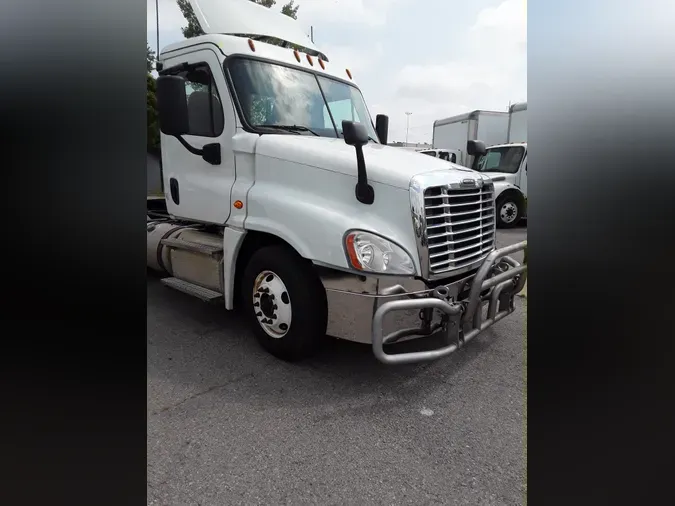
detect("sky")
(147, 0), (527, 144)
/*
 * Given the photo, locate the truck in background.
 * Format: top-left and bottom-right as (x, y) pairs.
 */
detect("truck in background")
(432, 110), (510, 168)
(147, 0), (527, 365)
(507, 101), (527, 143)
(432, 103), (527, 228)
(472, 101), (527, 228)
(472, 141), (527, 228)
(416, 148), (461, 163)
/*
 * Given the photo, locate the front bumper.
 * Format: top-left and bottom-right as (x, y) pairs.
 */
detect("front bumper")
(319, 241), (527, 365)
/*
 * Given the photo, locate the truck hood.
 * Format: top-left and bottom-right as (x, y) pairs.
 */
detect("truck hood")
(254, 135), (483, 189)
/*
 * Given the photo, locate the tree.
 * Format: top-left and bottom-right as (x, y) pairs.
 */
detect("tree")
(147, 43), (160, 152)
(147, 74), (160, 152)
(281, 0), (299, 19)
(176, 0), (204, 38)
(147, 43), (156, 73)
(177, 0), (300, 39)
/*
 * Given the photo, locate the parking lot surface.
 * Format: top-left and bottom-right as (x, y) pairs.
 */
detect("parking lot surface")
(148, 225), (527, 505)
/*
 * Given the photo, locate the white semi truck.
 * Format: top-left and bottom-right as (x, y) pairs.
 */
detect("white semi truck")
(417, 148), (462, 164)
(432, 104), (527, 228)
(147, 0), (527, 365)
(473, 102), (528, 227)
(507, 101), (527, 143)
(431, 110), (510, 168)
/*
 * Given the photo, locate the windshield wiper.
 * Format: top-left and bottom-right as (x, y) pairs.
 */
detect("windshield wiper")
(254, 124), (320, 136)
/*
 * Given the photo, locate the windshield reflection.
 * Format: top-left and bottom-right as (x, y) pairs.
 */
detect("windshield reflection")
(474, 146), (524, 174)
(227, 58), (378, 141)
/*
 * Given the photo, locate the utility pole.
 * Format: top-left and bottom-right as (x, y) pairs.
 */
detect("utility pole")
(155, 0), (160, 65)
(405, 112), (412, 146)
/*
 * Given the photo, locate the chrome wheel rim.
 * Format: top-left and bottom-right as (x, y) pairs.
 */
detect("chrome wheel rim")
(500, 201), (518, 224)
(252, 270), (292, 338)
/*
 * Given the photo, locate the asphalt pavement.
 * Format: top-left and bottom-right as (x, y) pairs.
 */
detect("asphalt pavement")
(147, 224), (528, 505)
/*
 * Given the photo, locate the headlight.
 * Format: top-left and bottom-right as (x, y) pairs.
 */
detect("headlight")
(343, 230), (416, 275)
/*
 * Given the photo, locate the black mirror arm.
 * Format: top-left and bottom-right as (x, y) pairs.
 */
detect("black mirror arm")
(173, 135), (221, 166)
(354, 145), (374, 205)
(173, 135), (202, 156)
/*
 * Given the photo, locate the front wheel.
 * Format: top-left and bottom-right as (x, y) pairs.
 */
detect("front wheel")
(496, 194), (522, 228)
(241, 244), (328, 361)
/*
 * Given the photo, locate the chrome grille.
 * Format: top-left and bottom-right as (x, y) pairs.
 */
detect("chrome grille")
(423, 183), (495, 274)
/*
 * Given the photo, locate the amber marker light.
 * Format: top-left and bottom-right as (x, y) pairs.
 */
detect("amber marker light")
(346, 68), (353, 80)
(306, 54), (314, 66)
(318, 58), (325, 70)
(344, 233), (363, 270)
(293, 50), (301, 62)
(248, 39), (256, 52)
(233, 200), (244, 209)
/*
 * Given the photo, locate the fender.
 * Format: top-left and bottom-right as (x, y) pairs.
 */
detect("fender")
(222, 227), (247, 309)
(223, 177), (419, 309)
(242, 156), (420, 270)
(492, 180), (524, 202)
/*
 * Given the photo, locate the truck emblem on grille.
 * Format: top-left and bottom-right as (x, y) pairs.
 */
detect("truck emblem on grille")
(460, 178), (483, 188)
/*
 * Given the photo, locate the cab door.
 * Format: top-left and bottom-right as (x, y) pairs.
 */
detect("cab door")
(161, 48), (236, 224)
(518, 154), (527, 197)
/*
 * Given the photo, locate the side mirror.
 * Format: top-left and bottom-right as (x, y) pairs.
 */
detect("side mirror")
(157, 75), (189, 136)
(342, 120), (374, 205)
(342, 120), (369, 146)
(375, 114), (389, 145)
(467, 139), (486, 156)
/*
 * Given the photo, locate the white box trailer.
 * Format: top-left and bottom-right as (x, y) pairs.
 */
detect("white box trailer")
(507, 102), (527, 143)
(432, 110), (510, 167)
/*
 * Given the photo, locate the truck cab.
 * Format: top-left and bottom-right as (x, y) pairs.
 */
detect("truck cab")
(147, 0), (527, 365)
(417, 148), (461, 164)
(471, 142), (527, 228)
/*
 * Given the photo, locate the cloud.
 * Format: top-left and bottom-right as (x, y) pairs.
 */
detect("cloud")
(147, 0), (186, 34)
(145, 0), (526, 145)
(320, 41), (383, 73)
(388, 0), (527, 143)
(299, 0), (404, 27)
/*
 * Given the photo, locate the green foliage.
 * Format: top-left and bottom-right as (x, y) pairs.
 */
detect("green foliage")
(147, 43), (156, 73)
(147, 42), (160, 152)
(147, 74), (160, 152)
(281, 0), (299, 19)
(176, 0), (205, 38)
(177, 0), (300, 39)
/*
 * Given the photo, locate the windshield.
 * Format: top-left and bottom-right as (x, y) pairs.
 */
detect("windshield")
(226, 57), (378, 141)
(473, 146), (525, 174)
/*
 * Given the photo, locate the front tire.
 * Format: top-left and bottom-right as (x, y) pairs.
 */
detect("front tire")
(241, 244), (328, 361)
(496, 194), (522, 228)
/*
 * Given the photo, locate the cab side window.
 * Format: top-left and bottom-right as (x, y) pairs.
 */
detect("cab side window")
(323, 99), (363, 130)
(177, 63), (224, 137)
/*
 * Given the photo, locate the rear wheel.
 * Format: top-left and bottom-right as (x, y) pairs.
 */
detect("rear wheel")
(496, 193), (522, 228)
(241, 244), (328, 361)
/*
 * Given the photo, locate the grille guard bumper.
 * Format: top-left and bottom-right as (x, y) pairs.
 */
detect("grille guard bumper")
(371, 241), (527, 365)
